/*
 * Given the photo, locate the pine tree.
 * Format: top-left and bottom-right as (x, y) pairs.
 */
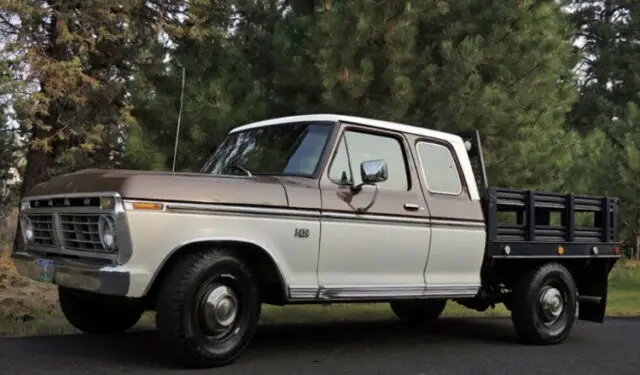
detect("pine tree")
(0, 60), (20, 210)
(128, 0), (324, 172)
(314, 0), (578, 190)
(0, 0), (182, 251)
(564, 0), (640, 245)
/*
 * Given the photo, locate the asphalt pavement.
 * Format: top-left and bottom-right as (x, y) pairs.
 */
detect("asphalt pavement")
(1, 317), (639, 375)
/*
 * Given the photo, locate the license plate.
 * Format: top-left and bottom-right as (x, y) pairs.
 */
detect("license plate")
(34, 258), (55, 283)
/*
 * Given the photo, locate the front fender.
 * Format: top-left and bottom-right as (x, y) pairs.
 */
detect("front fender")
(145, 236), (289, 296)
(122, 206), (320, 298)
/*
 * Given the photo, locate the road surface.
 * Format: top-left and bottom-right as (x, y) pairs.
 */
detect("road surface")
(1, 317), (638, 374)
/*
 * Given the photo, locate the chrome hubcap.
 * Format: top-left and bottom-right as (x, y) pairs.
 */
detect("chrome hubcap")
(540, 286), (564, 323)
(202, 285), (239, 335)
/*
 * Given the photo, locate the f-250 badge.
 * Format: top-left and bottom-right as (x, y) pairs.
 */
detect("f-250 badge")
(294, 228), (310, 238)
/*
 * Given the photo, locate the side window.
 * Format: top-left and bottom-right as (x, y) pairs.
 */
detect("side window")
(329, 129), (409, 191)
(416, 141), (462, 195)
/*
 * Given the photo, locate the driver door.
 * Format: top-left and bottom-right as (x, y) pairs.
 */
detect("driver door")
(316, 122), (432, 299)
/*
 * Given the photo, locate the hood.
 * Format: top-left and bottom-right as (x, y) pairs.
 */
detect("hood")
(24, 168), (289, 207)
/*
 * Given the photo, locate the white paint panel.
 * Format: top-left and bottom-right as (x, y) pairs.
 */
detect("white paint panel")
(122, 210), (321, 298)
(318, 219), (431, 287)
(229, 113), (462, 144)
(424, 225), (486, 287)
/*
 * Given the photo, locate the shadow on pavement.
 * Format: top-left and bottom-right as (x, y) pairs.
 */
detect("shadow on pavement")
(9, 317), (519, 369)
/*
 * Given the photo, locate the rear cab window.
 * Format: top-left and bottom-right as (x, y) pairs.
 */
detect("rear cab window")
(415, 141), (463, 195)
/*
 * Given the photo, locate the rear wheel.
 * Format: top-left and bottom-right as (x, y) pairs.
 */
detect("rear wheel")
(510, 263), (577, 345)
(390, 299), (447, 325)
(58, 287), (144, 334)
(155, 248), (261, 368)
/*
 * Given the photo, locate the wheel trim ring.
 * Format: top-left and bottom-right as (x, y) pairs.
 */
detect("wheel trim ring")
(539, 286), (564, 323)
(536, 280), (570, 332)
(192, 274), (244, 343)
(200, 285), (240, 336)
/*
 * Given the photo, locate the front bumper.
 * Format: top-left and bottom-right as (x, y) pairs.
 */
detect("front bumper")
(11, 251), (130, 296)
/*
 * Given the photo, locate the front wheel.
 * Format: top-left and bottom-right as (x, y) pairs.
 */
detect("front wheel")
(510, 263), (577, 345)
(155, 248), (262, 368)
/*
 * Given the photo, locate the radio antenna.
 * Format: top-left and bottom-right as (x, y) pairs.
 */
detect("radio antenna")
(172, 65), (186, 173)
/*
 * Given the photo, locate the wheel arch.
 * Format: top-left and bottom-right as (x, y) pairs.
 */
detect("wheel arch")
(489, 258), (619, 323)
(143, 238), (290, 307)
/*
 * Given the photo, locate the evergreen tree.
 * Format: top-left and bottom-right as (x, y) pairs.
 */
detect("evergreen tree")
(0, 60), (21, 210)
(564, 0), (640, 244)
(0, 0), (180, 250)
(128, 0), (324, 172)
(314, 0), (579, 190)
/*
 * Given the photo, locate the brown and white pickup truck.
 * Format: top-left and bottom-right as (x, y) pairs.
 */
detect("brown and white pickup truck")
(12, 114), (622, 368)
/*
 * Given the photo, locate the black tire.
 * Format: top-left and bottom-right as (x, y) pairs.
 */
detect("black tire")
(510, 262), (577, 345)
(155, 248), (261, 368)
(58, 287), (144, 334)
(390, 298), (447, 325)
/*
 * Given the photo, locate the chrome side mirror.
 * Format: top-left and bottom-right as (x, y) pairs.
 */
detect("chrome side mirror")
(360, 159), (388, 184)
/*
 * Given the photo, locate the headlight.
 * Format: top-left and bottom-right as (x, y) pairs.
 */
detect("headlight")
(98, 215), (117, 251)
(20, 200), (30, 211)
(20, 215), (34, 243)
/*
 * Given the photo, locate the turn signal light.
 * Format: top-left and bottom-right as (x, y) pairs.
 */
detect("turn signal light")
(614, 247), (621, 255)
(558, 246), (565, 255)
(131, 202), (164, 211)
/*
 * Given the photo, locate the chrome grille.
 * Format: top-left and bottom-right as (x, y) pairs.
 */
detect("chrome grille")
(27, 214), (55, 246)
(59, 214), (104, 251)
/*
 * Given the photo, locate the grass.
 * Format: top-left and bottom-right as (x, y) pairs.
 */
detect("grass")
(1, 236), (639, 337)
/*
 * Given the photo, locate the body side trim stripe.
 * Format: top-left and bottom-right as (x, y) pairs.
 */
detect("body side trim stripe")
(127, 199), (486, 228)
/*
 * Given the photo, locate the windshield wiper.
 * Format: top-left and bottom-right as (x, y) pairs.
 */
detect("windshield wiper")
(224, 164), (253, 176)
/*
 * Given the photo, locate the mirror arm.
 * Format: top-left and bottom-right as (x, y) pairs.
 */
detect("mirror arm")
(349, 183), (365, 194)
(355, 184), (379, 213)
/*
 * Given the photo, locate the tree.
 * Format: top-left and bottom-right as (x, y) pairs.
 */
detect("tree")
(314, 0), (579, 190)
(0, 58), (21, 212)
(564, 0), (640, 245)
(128, 0), (324, 172)
(0, 0), (184, 250)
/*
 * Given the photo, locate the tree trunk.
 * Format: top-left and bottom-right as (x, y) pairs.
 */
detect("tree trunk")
(11, 119), (55, 253)
(11, 13), (62, 253)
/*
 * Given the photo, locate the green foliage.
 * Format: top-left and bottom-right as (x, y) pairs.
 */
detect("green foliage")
(0, 59), (21, 211)
(564, 0), (640, 244)
(314, 0), (578, 190)
(0, 0), (637, 245)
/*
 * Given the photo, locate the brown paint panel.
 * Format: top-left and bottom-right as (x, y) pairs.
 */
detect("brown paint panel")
(423, 194), (485, 222)
(277, 177), (322, 210)
(25, 169), (289, 207)
(320, 185), (429, 218)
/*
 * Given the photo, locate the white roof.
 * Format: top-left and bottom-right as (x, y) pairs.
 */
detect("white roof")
(229, 113), (462, 144)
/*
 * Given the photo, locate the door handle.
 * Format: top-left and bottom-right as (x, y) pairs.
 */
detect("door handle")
(403, 203), (420, 211)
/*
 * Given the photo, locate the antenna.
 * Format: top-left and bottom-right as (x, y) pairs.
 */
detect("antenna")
(172, 66), (186, 173)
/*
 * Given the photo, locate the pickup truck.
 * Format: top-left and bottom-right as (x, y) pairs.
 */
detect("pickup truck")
(12, 114), (622, 368)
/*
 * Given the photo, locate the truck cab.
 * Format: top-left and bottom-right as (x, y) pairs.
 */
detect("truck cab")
(12, 114), (621, 368)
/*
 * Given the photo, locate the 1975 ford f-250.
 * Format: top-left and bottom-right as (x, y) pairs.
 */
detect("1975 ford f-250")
(12, 114), (622, 368)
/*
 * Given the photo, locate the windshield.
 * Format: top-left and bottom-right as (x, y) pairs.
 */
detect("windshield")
(201, 121), (335, 177)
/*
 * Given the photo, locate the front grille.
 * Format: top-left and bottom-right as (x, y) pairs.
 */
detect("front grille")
(59, 214), (105, 251)
(27, 214), (55, 246)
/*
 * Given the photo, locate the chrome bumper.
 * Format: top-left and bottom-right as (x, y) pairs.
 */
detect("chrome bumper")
(11, 250), (130, 296)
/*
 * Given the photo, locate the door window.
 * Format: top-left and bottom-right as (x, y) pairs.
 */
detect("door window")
(328, 129), (409, 191)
